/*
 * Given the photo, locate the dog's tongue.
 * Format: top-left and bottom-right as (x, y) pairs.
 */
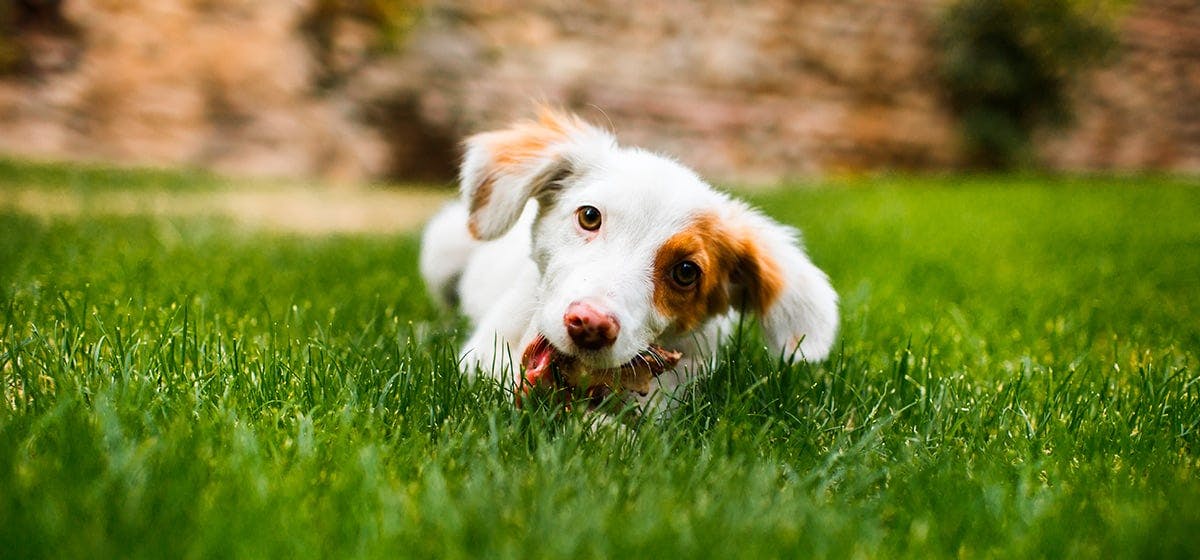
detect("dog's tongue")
(519, 335), (556, 388)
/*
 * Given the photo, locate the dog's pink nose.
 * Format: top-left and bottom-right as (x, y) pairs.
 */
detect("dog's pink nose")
(563, 301), (619, 350)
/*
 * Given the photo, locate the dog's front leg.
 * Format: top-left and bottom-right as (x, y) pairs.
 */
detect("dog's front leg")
(458, 270), (539, 384)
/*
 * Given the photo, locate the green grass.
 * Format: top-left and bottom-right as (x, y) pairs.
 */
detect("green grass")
(0, 157), (229, 193)
(2, 165), (1199, 558)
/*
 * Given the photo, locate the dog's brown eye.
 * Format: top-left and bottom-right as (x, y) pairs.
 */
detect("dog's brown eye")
(671, 260), (700, 288)
(576, 205), (602, 231)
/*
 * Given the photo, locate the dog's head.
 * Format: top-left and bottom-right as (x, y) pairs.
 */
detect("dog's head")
(461, 108), (838, 377)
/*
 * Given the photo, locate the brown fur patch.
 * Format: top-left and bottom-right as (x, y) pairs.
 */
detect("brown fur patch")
(465, 107), (589, 239)
(466, 172), (495, 239)
(653, 213), (784, 332)
(485, 107), (588, 168)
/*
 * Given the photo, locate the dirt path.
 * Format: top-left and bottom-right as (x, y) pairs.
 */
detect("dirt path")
(1, 186), (452, 235)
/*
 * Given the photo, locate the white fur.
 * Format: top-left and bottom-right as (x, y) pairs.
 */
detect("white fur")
(420, 110), (839, 411)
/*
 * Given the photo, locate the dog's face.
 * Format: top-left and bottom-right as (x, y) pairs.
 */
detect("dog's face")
(526, 149), (723, 368)
(461, 108), (838, 377)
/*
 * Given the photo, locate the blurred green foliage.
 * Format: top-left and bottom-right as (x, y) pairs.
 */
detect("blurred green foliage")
(303, 0), (424, 89)
(937, 0), (1123, 168)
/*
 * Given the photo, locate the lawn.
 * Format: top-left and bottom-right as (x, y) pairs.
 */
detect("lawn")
(2, 161), (1198, 558)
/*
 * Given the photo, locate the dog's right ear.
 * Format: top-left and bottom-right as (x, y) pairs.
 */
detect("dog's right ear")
(460, 108), (613, 240)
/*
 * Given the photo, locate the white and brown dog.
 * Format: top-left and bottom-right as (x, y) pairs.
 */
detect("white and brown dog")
(420, 107), (837, 412)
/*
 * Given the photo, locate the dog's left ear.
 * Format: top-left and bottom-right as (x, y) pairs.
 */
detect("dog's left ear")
(460, 107), (613, 240)
(726, 205), (839, 361)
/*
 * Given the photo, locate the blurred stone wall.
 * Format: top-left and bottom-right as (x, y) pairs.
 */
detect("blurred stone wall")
(1039, 0), (1200, 171)
(0, 0), (1195, 184)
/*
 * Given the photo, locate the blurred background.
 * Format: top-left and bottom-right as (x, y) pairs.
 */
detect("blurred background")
(0, 0), (1196, 186)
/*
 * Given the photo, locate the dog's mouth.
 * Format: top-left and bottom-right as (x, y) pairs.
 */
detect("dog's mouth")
(517, 334), (682, 407)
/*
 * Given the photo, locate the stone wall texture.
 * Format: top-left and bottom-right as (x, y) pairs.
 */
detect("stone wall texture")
(0, 0), (1196, 184)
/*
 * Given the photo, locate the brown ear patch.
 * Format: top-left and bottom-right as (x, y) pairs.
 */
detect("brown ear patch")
(463, 107), (591, 240)
(652, 213), (784, 332)
(479, 107), (589, 169)
(466, 171), (495, 239)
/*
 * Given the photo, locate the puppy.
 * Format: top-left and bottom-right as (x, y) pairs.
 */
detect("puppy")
(420, 107), (838, 412)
